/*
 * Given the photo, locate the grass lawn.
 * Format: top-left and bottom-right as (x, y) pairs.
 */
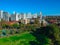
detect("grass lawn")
(0, 31), (36, 45)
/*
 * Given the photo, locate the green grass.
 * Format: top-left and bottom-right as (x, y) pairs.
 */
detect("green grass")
(0, 32), (36, 45)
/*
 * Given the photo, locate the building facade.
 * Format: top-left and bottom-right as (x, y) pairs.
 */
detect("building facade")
(3, 12), (10, 21)
(11, 12), (19, 21)
(0, 10), (3, 21)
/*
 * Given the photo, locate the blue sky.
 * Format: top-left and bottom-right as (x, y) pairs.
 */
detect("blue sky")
(0, 0), (60, 16)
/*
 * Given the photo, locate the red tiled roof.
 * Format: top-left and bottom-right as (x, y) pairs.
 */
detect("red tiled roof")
(49, 20), (57, 23)
(6, 21), (19, 25)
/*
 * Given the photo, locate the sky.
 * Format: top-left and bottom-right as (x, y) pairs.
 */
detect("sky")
(0, 0), (60, 16)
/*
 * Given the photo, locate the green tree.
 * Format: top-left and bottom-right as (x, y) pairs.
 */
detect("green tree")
(41, 24), (60, 45)
(12, 23), (19, 29)
(30, 24), (60, 45)
(48, 24), (60, 45)
(2, 24), (8, 29)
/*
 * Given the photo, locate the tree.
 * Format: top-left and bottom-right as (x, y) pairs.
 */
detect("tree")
(12, 23), (19, 29)
(48, 24), (60, 45)
(30, 24), (60, 45)
(2, 24), (8, 29)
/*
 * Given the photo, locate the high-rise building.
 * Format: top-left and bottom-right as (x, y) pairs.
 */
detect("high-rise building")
(32, 13), (37, 18)
(18, 14), (22, 20)
(20, 13), (24, 19)
(26, 12), (32, 19)
(23, 13), (26, 19)
(0, 10), (40, 24)
(40, 12), (42, 23)
(18, 13), (26, 19)
(0, 10), (10, 21)
(3, 12), (10, 21)
(0, 10), (3, 21)
(11, 12), (19, 21)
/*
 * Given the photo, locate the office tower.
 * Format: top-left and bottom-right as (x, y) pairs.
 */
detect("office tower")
(23, 13), (26, 19)
(27, 12), (32, 19)
(18, 14), (22, 20)
(0, 10), (3, 21)
(40, 12), (42, 23)
(11, 12), (19, 21)
(3, 11), (10, 21)
(16, 13), (19, 21)
(32, 13), (37, 18)
(0, 10), (3, 18)
(20, 13), (24, 19)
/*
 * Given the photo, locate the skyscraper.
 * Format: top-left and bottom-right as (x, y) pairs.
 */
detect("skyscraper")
(3, 12), (10, 21)
(23, 13), (26, 19)
(27, 12), (32, 19)
(0, 10), (3, 21)
(11, 12), (19, 21)
(32, 13), (37, 18)
(40, 12), (42, 24)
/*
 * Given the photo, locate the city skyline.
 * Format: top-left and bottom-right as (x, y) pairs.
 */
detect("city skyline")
(0, 0), (60, 16)
(0, 10), (39, 22)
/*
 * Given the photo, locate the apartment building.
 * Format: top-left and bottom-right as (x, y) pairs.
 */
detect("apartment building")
(0, 10), (45, 24)
(11, 12), (19, 21)
(0, 10), (3, 21)
(0, 10), (10, 21)
(3, 12), (10, 21)
(32, 13), (37, 18)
